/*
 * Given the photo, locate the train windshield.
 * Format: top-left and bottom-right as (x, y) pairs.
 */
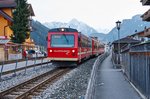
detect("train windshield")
(51, 34), (75, 47)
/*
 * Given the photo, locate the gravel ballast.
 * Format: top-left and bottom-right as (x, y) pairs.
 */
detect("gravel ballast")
(33, 57), (97, 99)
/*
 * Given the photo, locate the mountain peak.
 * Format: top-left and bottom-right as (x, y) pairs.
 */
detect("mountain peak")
(44, 19), (98, 36)
(106, 14), (150, 42)
(69, 18), (79, 23)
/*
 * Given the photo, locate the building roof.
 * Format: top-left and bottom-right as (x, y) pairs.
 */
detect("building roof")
(129, 30), (145, 37)
(112, 37), (141, 44)
(0, 0), (16, 8)
(0, 9), (13, 22)
(28, 4), (35, 16)
(0, 2), (35, 21)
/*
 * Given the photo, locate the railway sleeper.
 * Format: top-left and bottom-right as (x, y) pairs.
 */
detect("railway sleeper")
(11, 91), (24, 95)
(16, 89), (28, 92)
(36, 80), (44, 83)
(27, 95), (33, 99)
(33, 79), (45, 84)
(1, 95), (16, 99)
(35, 88), (47, 93)
(39, 88), (45, 91)
(29, 82), (39, 85)
(32, 92), (41, 96)
(43, 83), (51, 86)
(22, 86), (32, 89)
(25, 83), (37, 87)
(36, 89), (44, 92)
(39, 87), (48, 90)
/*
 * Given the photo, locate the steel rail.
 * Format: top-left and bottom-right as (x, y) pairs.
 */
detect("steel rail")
(0, 68), (71, 99)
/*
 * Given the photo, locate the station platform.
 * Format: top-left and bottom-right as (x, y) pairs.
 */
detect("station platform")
(86, 54), (142, 99)
(0, 57), (50, 76)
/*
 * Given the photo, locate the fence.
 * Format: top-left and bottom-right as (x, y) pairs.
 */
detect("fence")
(8, 53), (22, 60)
(0, 56), (50, 80)
(121, 42), (150, 99)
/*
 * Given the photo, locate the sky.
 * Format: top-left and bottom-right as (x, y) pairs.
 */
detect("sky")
(28, 0), (149, 33)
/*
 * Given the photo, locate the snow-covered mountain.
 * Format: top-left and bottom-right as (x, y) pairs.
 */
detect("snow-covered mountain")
(105, 14), (150, 42)
(96, 28), (110, 34)
(44, 19), (98, 36)
(44, 22), (67, 29)
(30, 20), (49, 47)
(30, 14), (150, 47)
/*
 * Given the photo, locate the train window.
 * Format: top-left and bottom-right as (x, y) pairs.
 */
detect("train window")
(81, 38), (86, 47)
(89, 40), (92, 48)
(51, 34), (75, 47)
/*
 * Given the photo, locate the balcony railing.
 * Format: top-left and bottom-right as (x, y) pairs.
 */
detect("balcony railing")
(144, 28), (150, 37)
(130, 42), (150, 52)
(141, 9), (150, 21)
(141, 0), (150, 5)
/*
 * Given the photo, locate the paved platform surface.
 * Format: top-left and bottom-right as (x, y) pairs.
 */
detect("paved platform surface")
(93, 54), (141, 99)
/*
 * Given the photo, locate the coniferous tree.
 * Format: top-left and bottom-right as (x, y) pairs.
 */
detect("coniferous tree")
(11, 0), (30, 44)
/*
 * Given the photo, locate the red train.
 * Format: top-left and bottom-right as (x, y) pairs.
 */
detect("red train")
(47, 28), (104, 66)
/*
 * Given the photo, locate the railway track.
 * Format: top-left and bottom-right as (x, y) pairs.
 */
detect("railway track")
(0, 68), (72, 99)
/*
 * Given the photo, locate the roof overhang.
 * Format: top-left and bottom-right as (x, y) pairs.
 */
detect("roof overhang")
(28, 4), (35, 16)
(140, 0), (150, 5)
(141, 9), (150, 21)
(0, 9), (13, 22)
(0, 0), (16, 8)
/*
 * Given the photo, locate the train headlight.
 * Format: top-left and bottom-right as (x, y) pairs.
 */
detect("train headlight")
(50, 50), (52, 52)
(61, 28), (65, 32)
(72, 50), (75, 53)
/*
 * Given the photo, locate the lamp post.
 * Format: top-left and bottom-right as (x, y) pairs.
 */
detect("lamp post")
(116, 20), (121, 64)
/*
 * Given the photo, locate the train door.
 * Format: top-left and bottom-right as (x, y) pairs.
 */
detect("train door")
(78, 32), (82, 62)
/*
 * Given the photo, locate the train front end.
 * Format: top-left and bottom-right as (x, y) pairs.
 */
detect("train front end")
(47, 28), (78, 66)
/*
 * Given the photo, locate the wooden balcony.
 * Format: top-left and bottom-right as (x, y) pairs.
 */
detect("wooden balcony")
(27, 26), (33, 32)
(141, 9), (150, 21)
(144, 28), (150, 37)
(141, 0), (150, 5)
